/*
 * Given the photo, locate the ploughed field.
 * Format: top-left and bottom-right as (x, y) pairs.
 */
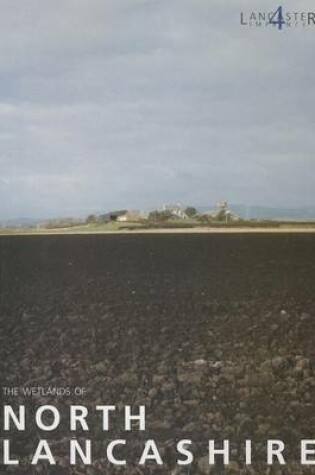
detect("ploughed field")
(1, 234), (315, 474)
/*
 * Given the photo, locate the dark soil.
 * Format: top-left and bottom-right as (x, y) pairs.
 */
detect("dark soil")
(1, 234), (315, 474)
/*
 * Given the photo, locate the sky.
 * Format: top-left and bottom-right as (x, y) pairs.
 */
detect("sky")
(0, 0), (314, 219)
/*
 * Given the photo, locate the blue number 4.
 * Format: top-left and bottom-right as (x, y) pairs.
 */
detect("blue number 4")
(269, 6), (285, 30)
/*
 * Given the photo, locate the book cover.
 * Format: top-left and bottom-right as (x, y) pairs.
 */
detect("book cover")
(0, 1), (314, 474)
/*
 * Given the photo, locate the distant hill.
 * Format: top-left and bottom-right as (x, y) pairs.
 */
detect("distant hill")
(241, 206), (315, 221)
(197, 205), (315, 221)
(0, 217), (40, 228)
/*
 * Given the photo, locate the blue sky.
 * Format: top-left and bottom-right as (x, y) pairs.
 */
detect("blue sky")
(0, 0), (314, 218)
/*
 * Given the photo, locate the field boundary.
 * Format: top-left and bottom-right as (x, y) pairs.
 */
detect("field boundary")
(1, 226), (315, 236)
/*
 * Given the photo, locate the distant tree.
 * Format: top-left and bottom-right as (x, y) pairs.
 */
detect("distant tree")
(148, 211), (158, 221)
(185, 207), (197, 218)
(197, 214), (212, 224)
(148, 210), (172, 222)
(99, 214), (110, 223)
(86, 214), (97, 224)
(162, 210), (173, 221)
(214, 209), (225, 221)
(214, 201), (228, 222)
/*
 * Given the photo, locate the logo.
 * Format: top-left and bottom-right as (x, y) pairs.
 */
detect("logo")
(240, 5), (315, 29)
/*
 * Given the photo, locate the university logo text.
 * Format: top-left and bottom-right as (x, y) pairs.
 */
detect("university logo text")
(240, 5), (315, 29)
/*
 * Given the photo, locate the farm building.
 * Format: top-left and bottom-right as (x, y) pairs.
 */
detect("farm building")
(109, 210), (142, 222)
(163, 205), (188, 219)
